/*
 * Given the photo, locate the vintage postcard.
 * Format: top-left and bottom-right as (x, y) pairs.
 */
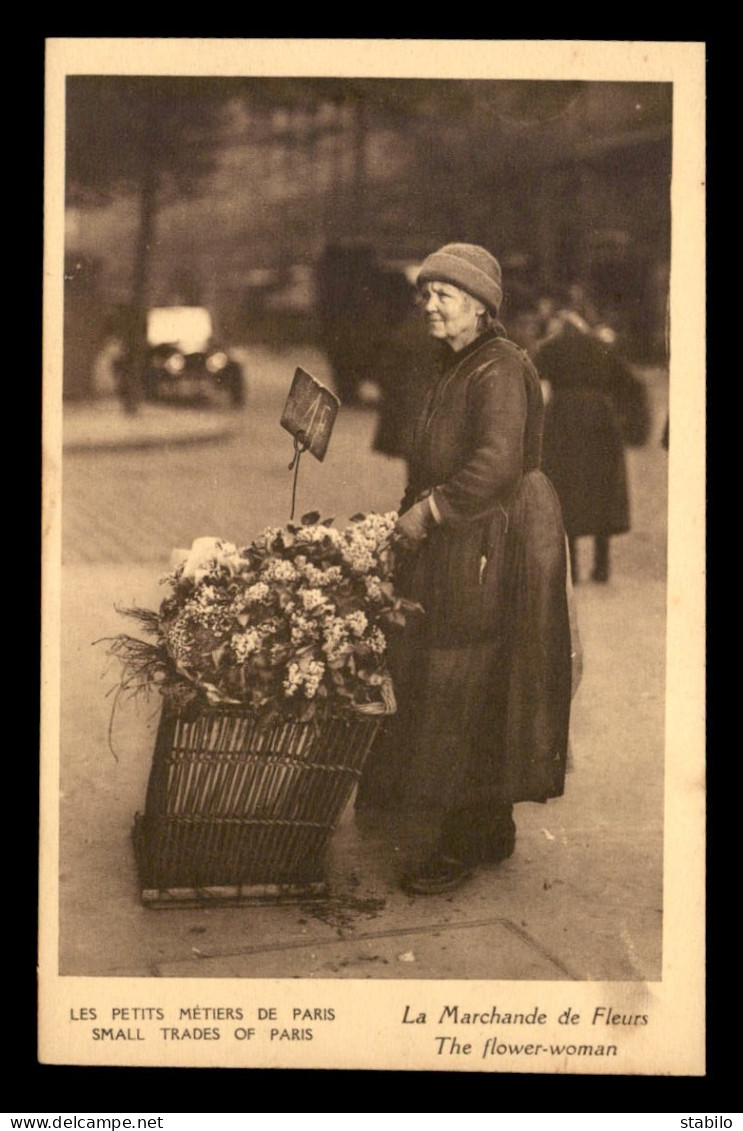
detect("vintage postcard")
(40, 38), (706, 1073)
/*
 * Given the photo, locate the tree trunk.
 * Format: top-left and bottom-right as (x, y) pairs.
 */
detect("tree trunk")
(120, 109), (158, 414)
(349, 100), (367, 234)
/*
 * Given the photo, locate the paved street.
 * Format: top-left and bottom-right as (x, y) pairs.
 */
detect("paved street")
(62, 346), (404, 566)
(55, 343), (669, 982)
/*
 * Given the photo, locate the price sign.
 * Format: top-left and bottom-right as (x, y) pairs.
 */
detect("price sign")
(280, 368), (340, 462)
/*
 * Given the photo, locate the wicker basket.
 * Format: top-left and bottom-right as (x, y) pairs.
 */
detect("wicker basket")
(132, 698), (387, 906)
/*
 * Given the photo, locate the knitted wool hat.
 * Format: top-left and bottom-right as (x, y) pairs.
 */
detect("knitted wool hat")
(417, 243), (503, 314)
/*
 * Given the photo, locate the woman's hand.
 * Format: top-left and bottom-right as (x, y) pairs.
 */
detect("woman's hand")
(394, 498), (434, 551)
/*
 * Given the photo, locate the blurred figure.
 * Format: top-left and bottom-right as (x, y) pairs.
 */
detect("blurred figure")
(503, 291), (542, 357)
(371, 273), (436, 467)
(316, 244), (386, 405)
(536, 286), (651, 447)
(534, 310), (631, 583)
(92, 336), (124, 398)
(563, 280), (602, 329)
(105, 303), (145, 415)
(534, 294), (564, 343)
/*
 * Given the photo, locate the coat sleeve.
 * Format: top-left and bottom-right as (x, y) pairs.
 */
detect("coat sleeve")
(431, 354), (527, 525)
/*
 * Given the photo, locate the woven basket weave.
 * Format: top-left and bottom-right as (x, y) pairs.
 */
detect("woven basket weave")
(132, 699), (387, 904)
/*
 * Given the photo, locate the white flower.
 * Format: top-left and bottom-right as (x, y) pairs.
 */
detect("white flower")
(283, 661), (303, 696)
(232, 628), (263, 663)
(367, 626), (387, 655)
(262, 558), (298, 584)
(340, 534), (375, 574)
(253, 526), (283, 551)
(349, 511), (397, 549)
(290, 612), (317, 645)
(283, 658), (326, 699)
(297, 561), (343, 588)
(194, 585), (219, 608)
(345, 610), (368, 637)
(294, 525), (327, 545)
(173, 537), (240, 584)
(322, 616), (353, 662)
(244, 581), (270, 604)
(293, 524), (342, 548)
(299, 587), (331, 613)
(364, 575), (384, 601)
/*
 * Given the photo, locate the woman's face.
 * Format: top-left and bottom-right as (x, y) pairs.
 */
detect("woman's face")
(420, 280), (485, 352)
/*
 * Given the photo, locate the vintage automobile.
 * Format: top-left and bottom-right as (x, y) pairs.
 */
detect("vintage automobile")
(143, 306), (246, 406)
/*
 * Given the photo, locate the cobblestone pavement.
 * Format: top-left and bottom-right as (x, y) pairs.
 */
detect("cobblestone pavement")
(62, 346), (408, 566)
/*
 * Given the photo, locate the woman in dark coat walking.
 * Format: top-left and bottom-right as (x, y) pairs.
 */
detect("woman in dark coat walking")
(534, 313), (631, 582)
(356, 243), (573, 894)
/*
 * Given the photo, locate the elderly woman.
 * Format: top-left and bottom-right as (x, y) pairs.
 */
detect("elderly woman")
(356, 243), (573, 895)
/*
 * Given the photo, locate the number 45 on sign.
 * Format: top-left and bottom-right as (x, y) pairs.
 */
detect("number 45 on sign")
(280, 367), (341, 519)
(281, 367), (340, 462)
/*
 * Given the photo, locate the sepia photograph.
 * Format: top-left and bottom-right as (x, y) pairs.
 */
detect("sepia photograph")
(40, 38), (705, 1073)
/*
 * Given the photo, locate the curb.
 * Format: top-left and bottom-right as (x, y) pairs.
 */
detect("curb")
(63, 405), (238, 453)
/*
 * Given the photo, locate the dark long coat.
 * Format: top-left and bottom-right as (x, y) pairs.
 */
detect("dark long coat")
(535, 328), (631, 538)
(357, 331), (572, 817)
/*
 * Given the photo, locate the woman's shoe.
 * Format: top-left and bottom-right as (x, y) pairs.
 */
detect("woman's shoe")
(401, 853), (474, 895)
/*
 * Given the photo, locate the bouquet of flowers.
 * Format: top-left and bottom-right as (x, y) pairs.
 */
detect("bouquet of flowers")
(105, 511), (418, 721)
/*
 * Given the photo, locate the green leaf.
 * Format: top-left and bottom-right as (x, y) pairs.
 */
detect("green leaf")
(349, 512), (366, 523)
(301, 511), (321, 525)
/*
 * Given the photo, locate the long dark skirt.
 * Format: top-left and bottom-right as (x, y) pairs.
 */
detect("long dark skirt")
(542, 388), (630, 537)
(357, 471), (571, 848)
(357, 633), (509, 815)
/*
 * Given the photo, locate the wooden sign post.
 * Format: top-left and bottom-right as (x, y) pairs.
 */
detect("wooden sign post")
(280, 368), (341, 519)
